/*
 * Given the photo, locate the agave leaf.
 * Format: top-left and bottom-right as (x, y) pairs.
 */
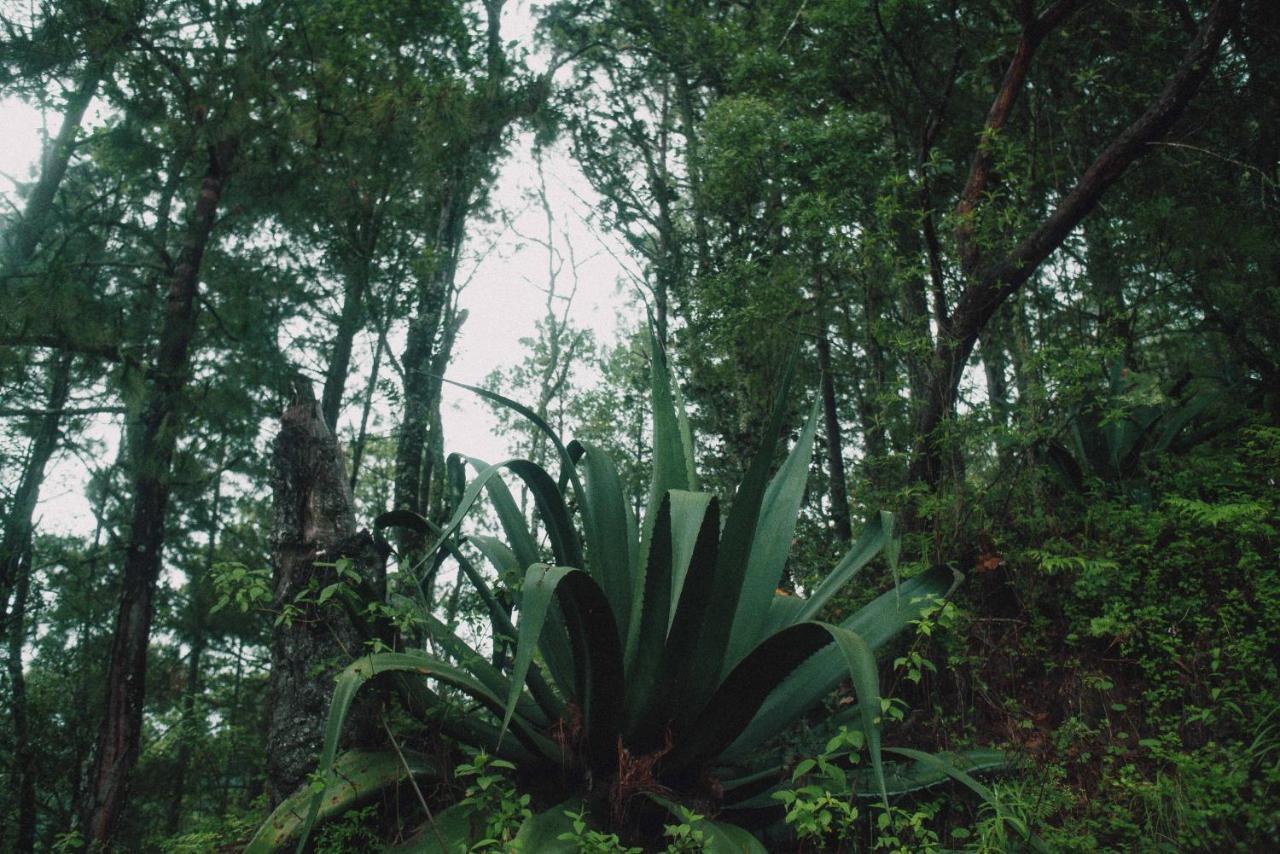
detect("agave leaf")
(464, 456), (539, 573)
(570, 439), (635, 641)
(793, 511), (894, 626)
(762, 592), (807, 638)
(725, 398), (821, 671)
(623, 493), (674, 726)
(414, 607), (551, 728)
(245, 750), (436, 853)
(504, 565), (624, 772)
(623, 493), (722, 752)
(294, 652), (557, 852)
(510, 802), (581, 852)
(683, 352), (797, 712)
(816, 622), (887, 808)
(629, 330), (697, 653)
(623, 491), (717, 740)
(724, 748), (1012, 810)
(385, 802), (478, 853)
(556, 569), (626, 772)
(420, 459), (579, 692)
(884, 747), (1049, 853)
(650, 795), (768, 853)
(376, 511), (517, 650)
(673, 621), (888, 806)
(424, 458), (579, 571)
(648, 327), (694, 501)
(722, 566), (958, 761)
(858, 748), (1011, 797)
(443, 378), (585, 501)
(1151, 391), (1214, 454)
(669, 362), (700, 492)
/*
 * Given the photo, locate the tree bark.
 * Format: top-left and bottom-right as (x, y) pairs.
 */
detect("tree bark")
(816, 321), (853, 542)
(907, 0), (1241, 488)
(1, 63), (105, 280)
(0, 353), (71, 631)
(7, 545), (37, 854)
(321, 257), (372, 431)
(265, 377), (388, 806)
(81, 137), (238, 849)
(165, 455), (224, 835)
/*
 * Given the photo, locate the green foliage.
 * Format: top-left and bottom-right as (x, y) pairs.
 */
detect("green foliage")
(264, 336), (993, 850)
(455, 752), (532, 849)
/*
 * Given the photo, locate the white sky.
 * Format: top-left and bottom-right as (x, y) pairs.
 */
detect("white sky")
(1, 0), (636, 536)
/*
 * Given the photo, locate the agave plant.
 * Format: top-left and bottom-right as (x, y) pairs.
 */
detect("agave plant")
(249, 338), (996, 852)
(1046, 361), (1229, 500)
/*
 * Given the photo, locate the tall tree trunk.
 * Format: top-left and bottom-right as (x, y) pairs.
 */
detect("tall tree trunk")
(813, 263), (852, 541)
(266, 378), (388, 806)
(321, 258), (371, 431)
(817, 324), (852, 542)
(1, 64), (104, 279)
(423, 305), (466, 527)
(7, 546), (37, 854)
(2, 353), (71, 853)
(0, 353), (71, 629)
(81, 137), (238, 848)
(349, 320), (385, 494)
(165, 456), (224, 835)
(394, 183), (465, 566)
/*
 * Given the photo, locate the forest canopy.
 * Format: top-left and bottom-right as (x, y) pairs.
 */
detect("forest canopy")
(0, 0), (1277, 850)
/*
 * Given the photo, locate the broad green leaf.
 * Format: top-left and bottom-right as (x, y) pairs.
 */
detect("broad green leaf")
(385, 802), (478, 853)
(245, 750), (436, 853)
(816, 622), (887, 808)
(571, 439), (635, 640)
(650, 795), (767, 854)
(555, 569), (626, 772)
(726, 398), (821, 670)
(794, 511), (893, 624)
(883, 748), (1049, 853)
(722, 566), (959, 761)
(627, 494), (721, 752)
(648, 327), (693, 500)
(504, 565), (624, 773)
(623, 491), (716, 741)
(858, 748), (1011, 797)
(510, 802), (581, 852)
(443, 378), (585, 503)
(464, 456), (539, 573)
(294, 653), (556, 852)
(682, 352), (797, 713)
(623, 493), (674, 727)
(670, 620), (887, 806)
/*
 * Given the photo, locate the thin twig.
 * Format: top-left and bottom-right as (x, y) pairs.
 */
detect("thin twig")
(382, 712), (449, 854)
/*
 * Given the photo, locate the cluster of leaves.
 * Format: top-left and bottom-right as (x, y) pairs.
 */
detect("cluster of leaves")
(245, 336), (1013, 850)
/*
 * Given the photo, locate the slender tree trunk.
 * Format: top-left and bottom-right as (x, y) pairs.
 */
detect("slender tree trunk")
(813, 264), (852, 541)
(349, 322), (385, 494)
(1, 64), (104, 279)
(7, 546), (37, 854)
(165, 458), (224, 834)
(81, 137), (238, 848)
(817, 327), (853, 541)
(423, 305), (466, 527)
(266, 378), (388, 806)
(395, 184), (465, 567)
(321, 258), (371, 430)
(0, 353), (71, 629)
(2, 354), (71, 853)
